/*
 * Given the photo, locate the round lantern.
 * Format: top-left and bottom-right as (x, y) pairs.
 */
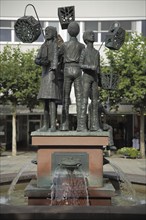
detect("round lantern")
(14, 4), (43, 43)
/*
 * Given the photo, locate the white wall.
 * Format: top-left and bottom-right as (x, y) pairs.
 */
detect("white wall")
(1, 0), (146, 20)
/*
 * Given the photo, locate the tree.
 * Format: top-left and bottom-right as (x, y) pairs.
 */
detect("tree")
(101, 32), (146, 158)
(0, 45), (41, 156)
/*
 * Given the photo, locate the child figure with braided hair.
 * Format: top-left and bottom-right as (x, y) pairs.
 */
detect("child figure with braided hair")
(35, 26), (60, 132)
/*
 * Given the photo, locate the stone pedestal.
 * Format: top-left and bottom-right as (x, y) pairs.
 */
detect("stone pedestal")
(31, 131), (109, 188)
(25, 131), (115, 206)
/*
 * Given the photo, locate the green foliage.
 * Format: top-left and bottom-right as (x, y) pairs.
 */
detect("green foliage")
(117, 147), (141, 158)
(0, 45), (41, 111)
(101, 32), (146, 109)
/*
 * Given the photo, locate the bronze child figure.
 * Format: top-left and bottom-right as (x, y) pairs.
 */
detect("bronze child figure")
(78, 31), (101, 131)
(35, 26), (60, 132)
(58, 21), (85, 131)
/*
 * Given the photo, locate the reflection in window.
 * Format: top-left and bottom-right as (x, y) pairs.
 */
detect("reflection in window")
(142, 20), (146, 37)
(85, 21), (98, 31)
(35, 33), (44, 42)
(84, 21), (98, 42)
(0, 29), (11, 41)
(101, 21), (115, 30)
(14, 34), (21, 42)
(101, 21), (132, 31)
(101, 32), (108, 42)
(49, 21), (59, 32)
(0, 20), (12, 42)
(118, 21), (132, 30)
(0, 20), (11, 27)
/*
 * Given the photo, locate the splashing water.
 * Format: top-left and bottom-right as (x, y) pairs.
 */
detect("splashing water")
(109, 162), (139, 206)
(77, 166), (90, 206)
(7, 160), (36, 200)
(50, 165), (90, 206)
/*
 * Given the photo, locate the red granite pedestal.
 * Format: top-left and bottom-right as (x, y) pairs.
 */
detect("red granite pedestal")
(25, 131), (115, 206)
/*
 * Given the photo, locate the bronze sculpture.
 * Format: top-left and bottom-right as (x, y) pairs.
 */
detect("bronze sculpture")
(97, 101), (114, 146)
(77, 31), (101, 131)
(35, 26), (60, 132)
(58, 21), (85, 131)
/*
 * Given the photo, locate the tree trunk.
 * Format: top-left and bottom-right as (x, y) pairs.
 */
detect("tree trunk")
(12, 106), (17, 156)
(140, 109), (145, 158)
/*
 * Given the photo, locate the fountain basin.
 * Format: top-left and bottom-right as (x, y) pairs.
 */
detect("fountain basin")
(0, 173), (145, 219)
(0, 203), (145, 220)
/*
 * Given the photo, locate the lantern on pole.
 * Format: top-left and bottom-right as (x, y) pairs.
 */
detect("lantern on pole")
(14, 4), (44, 43)
(101, 72), (119, 110)
(99, 22), (125, 52)
(101, 72), (118, 90)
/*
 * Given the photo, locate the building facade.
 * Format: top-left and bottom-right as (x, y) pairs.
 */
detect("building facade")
(0, 0), (146, 149)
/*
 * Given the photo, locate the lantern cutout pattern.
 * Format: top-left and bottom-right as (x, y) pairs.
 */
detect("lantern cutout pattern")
(14, 4), (43, 43)
(105, 22), (125, 50)
(58, 6), (75, 29)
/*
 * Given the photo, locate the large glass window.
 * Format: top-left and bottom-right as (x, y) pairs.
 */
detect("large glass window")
(84, 20), (133, 43)
(48, 21), (59, 32)
(35, 21), (45, 42)
(0, 20), (12, 42)
(142, 20), (146, 37)
(85, 21), (98, 31)
(0, 19), (139, 44)
(84, 21), (98, 42)
(101, 20), (132, 42)
(0, 19), (60, 43)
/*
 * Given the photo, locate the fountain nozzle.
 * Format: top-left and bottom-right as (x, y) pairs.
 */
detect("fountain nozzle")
(59, 157), (81, 172)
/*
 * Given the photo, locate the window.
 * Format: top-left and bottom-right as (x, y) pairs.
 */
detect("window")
(101, 20), (132, 42)
(85, 21), (98, 31)
(35, 21), (45, 42)
(48, 21), (59, 32)
(142, 20), (146, 37)
(0, 20), (12, 42)
(84, 20), (133, 43)
(0, 19), (140, 44)
(0, 19), (60, 43)
(84, 21), (98, 42)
